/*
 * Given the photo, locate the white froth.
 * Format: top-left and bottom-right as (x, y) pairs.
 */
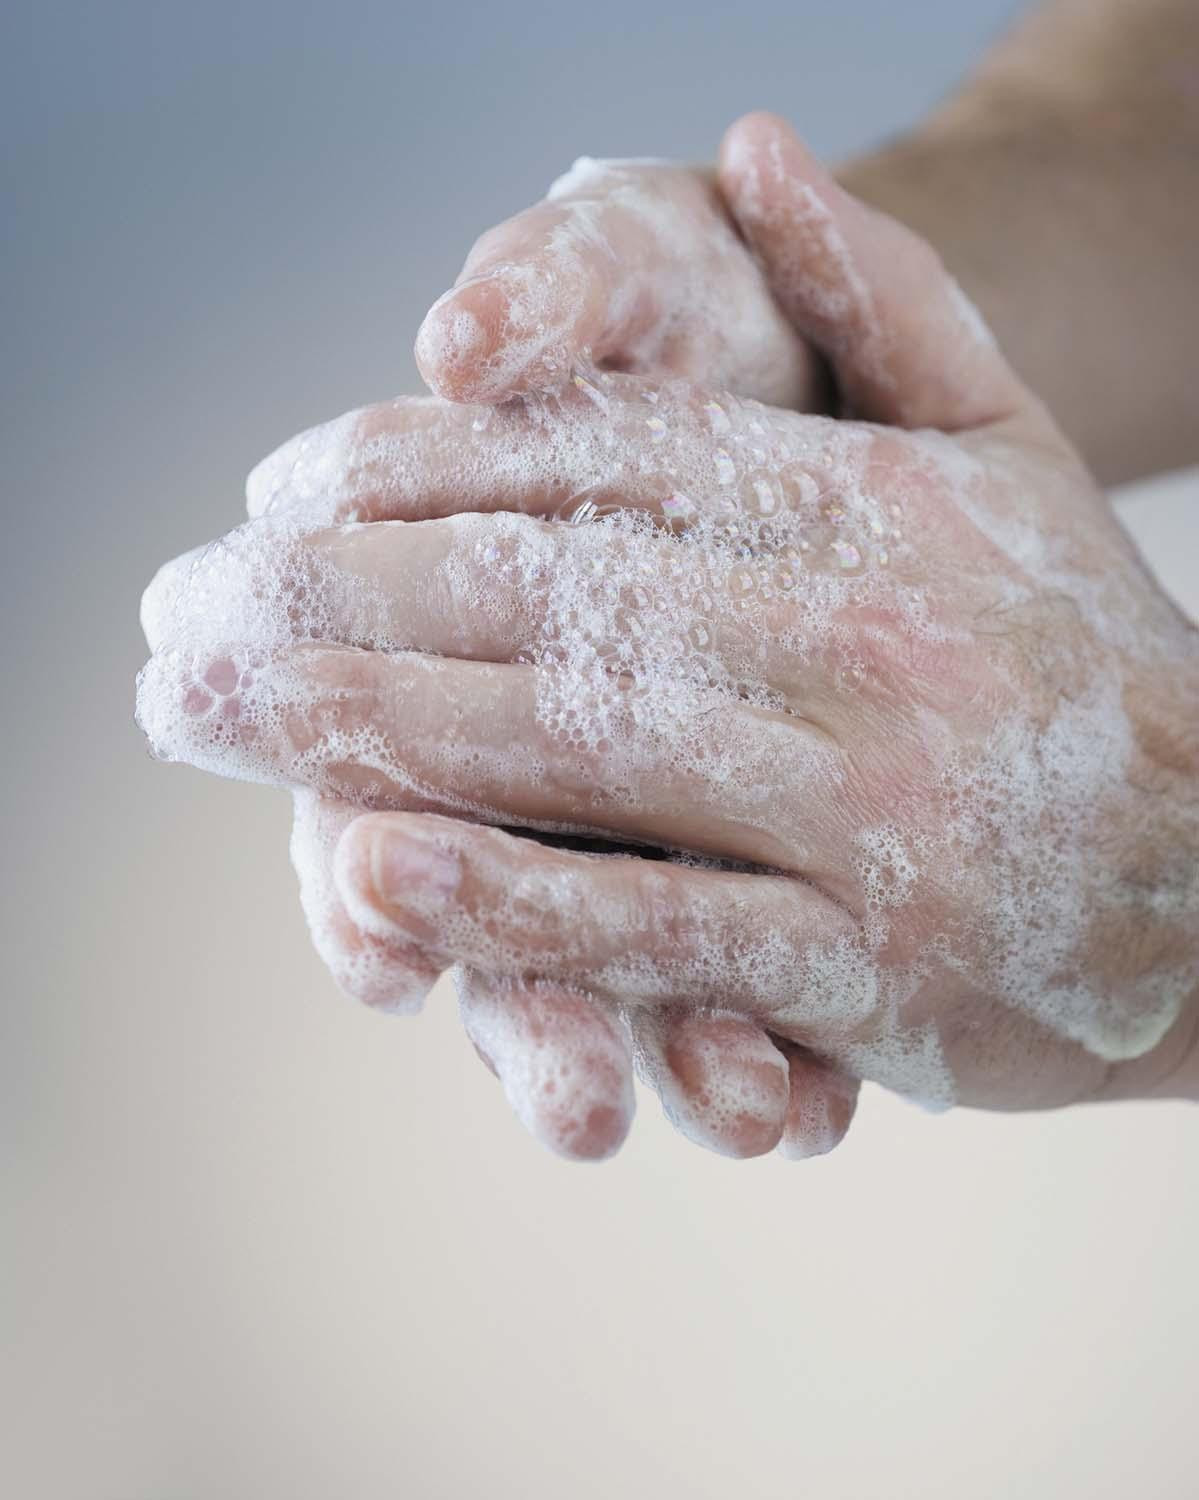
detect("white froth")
(629, 1009), (788, 1157)
(139, 360), (1199, 1114)
(422, 158), (811, 409)
(456, 972), (634, 1159)
(290, 791), (436, 1014)
(246, 409), (359, 519)
(726, 133), (896, 399)
(546, 156), (676, 200)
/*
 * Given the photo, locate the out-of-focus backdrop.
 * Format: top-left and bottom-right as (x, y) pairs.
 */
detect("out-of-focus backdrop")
(3, 2), (1197, 1496)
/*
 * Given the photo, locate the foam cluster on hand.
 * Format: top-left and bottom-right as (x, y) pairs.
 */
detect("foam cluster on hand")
(136, 359), (1199, 1113)
(456, 973), (635, 1160)
(414, 156), (811, 407)
(138, 370), (925, 785)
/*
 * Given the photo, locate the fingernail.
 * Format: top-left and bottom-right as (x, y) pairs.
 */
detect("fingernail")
(368, 826), (461, 907)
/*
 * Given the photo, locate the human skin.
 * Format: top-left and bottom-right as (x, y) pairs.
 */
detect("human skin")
(140, 2), (1199, 1161)
(411, 0), (1199, 488)
(139, 117), (1199, 1162)
(837, 0), (1199, 487)
(333, 0), (1199, 1154)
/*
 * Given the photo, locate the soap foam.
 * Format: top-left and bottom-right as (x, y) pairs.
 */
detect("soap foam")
(628, 1007), (789, 1157)
(423, 158), (812, 409)
(455, 970), (634, 1160)
(139, 360), (1199, 1113)
(290, 790), (436, 1014)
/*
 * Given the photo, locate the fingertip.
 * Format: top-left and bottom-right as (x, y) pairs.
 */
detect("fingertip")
(245, 431), (308, 518)
(415, 266), (565, 404)
(640, 1011), (789, 1160)
(139, 545), (203, 653)
(290, 796), (441, 1016)
(245, 444), (289, 518)
(558, 1101), (633, 1162)
(330, 808), (388, 883)
(458, 975), (635, 1162)
(414, 278), (503, 401)
(417, 205), (604, 404)
(244, 410), (359, 521)
(135, 648), (235, 765)
(719, 111), (822, 197)
(331, 811), (462, 948)
(719, 109), (791, 167)
(778, 1053), (860, 1160)
(721, 110), (1045, 434)
(333, 945), (440, 1016)
(330, 811), (394, 934)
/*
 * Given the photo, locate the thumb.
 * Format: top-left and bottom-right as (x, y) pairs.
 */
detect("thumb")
(719, 112), (1039, 435)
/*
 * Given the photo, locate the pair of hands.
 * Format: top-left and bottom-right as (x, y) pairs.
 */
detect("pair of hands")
(138, 115), (1199, 1161)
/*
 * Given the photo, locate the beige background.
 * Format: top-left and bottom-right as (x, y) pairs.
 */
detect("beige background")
(3, 2), (1197, 1495)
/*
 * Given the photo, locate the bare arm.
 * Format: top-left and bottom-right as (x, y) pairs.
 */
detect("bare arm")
(839, 0), (1199, 486)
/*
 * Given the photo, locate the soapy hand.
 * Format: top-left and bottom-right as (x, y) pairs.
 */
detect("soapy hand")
(155, 151), (835, 1161)
(283, 152), (837, 1160)
(296, 151), (839, 1161)
(138, 118), (1199, 1159)
(187, 144), (847, 1161)
(412, 155), (818, 410)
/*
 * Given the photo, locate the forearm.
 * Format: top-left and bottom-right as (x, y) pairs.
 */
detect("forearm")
(838, 0), (1199, 486)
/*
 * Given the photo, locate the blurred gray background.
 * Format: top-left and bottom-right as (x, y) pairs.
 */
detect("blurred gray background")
(3, 2), (1197, 1496)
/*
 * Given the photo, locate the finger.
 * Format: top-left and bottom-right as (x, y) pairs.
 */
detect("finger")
(242, 387), (667, 526)
(142, 509), (857, 721)
(456, 969), (635, 1161)
(719, 113), (1056, 437)
(774, 1039), (860, 1158)
(629, 1008), (789, 1159)
(243, 374), (838, 528)
(289, 790), (439, 1013)
(331, 812), (855, 1019)
(414, 160), (813, 407)
(294, 793), (628, 1162)
(136, 643), (851, 885)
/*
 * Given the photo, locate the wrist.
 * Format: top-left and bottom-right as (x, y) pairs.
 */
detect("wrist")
(835, 113), (1199, 484)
